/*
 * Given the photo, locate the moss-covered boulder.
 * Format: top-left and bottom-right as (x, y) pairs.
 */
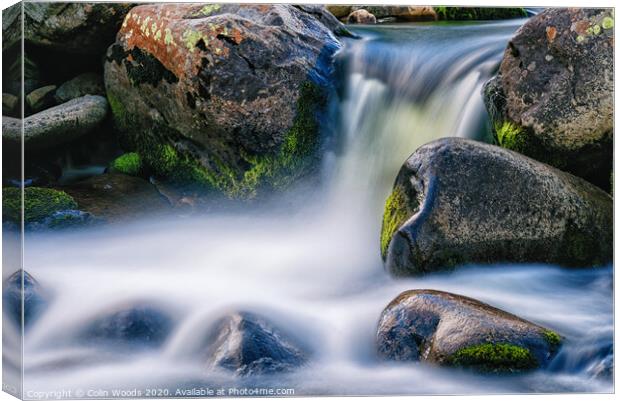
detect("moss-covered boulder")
(435, 7), (527, 20)
(377, 289), (562, 372)
(381, 138), (613, 276)
(104, 4), (344, 199)
(3, 187), (77, 223)
(483, 8), (613, 190)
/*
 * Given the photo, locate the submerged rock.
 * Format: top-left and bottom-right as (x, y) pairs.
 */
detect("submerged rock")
(55, 73), (105, 103)
(63, 173), (171, 222)
(2, 270), (47, 328)
(82, 304), (173, 348)
(381, 138), (612, 276)
(104, 4), (343, 199)
(347, 10), (377, 25)
(204, 311), (307, 376)
(483, 8), (613, 190)
(4, 2), (134, 54)
(377, 289), (562, 372)
(2, 95), (108, 152)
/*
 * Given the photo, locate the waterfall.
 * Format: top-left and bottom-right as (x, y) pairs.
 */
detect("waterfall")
(9, 19), (612, 396)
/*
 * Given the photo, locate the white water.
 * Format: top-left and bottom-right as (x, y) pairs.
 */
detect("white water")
(6, 20), (613, 396)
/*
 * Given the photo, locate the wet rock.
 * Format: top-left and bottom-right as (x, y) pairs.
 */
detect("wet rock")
(55, 73), (105, 103)
(204, 311), (307, 376)
(436, 7), (527, 20)
(26, 85), (56, 113)
(3, 95), (108, 152)
(483, 9), (613, 190)
(3, 93), (19, 116)
(587, 350), (613, 381)
(347, 10), (377, 24)
(381, 138), (613, 276)
(63, 173), (171, 222)
(2, 270), (47, 328)
(356, 6), (438, 22)
(81, 304), (173, 348)
(4, 3), (134, 54)
(377, 289), (562, 372)
(104, 4), (343, 199)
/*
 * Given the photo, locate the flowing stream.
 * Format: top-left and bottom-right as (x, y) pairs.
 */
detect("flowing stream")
(5, 19), (613, 396)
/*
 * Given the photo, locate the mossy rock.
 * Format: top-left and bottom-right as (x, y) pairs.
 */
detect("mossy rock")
(380, 186), (410, 259)
(110, 153), (142, 176)
(3, 187), (78, 223)
(382, 138), (612, 276)
(435, 7), (527, 20)
(104, 4), (342, 201)
(377, 289), (562, 372)
(448, 343), (538, 372)
(482, 9), (613, 191)
(118, 82), (324, 200)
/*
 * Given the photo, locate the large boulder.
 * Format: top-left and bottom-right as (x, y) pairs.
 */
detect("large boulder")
(104, 4), (343, 199)
(381, 138), (612, 276)
(204, 311), (307, 376)
(483, 8), (613, 190)
(377, 289), (562, 372)
(2, 95), (108, 152)
(3, 2), (134, 54)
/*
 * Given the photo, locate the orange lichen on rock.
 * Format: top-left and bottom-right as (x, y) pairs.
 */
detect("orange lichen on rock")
(119, 4), (244, 79)
(546, 26), (557, 43)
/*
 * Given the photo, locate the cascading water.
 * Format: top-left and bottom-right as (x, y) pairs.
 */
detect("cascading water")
(6, 19), (612, 396)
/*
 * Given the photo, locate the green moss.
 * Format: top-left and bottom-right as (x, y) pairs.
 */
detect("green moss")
(380, 186), (409, 259)
(231, 81), (324, 198)
(449, 343), (538, 372)
(542, 330), (562, 351)
(117, 81), (324, 199)
(111, 153), (142, 176)
(436, 7), (527, 21)
(3, 187), (78, 223)
(495, 121), (528, 153)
